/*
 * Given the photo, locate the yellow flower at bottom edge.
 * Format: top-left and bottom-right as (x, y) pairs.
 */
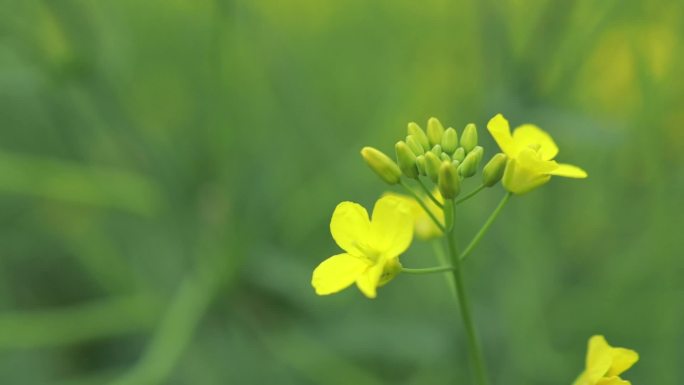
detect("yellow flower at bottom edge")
(311, 195), (413, 299)
(487, 113), (588, 194)
(573, 335), (639, 385)
(383, 190), (444, 240)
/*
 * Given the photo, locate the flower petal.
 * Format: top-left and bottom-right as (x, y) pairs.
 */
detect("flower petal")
(355, 262), (384, 299)
(511, 124), (559, 160)
(606, 347), (639, 377)
(501, 149), (553, 194)
(330, 201), (371, 255)
(382, 192), (443, 240)
(596, 377), (631, 385)
(312, 253), (370, 296)
(487, 114), (518, 157)
(369, 196), (414, 257)
(548, 163), (588, 178)
(585, 335), (614, 381)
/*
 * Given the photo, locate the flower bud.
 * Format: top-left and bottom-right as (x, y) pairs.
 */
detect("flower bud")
(361, 146), (402, 185)
(452, 147), (465, 162)
(482, 153), (507, 187)
(461, 123), (478, 152)
(458, 146), (483, 178)
(406, 135), (424, 155)
(441, 127), (459, 154)
(415, 155), (427, 175)
(470, 146), (484, 164)
(438, 161), (461, 199)
(395, 141), (419, 179)
(407, 122), (430, 150)
(440, 153), (451, 162)
(431, 144), (442, 157)
(427, 117), (445, 147)
(424, 151), (441, 183)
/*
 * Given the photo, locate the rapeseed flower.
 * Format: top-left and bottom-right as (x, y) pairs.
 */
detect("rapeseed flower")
(573, 335), (639, 385)
(487, 114), (588, 194)
(312, 196), (413, 298)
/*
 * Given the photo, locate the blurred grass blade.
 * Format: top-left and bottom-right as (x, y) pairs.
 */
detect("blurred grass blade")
(0, 150), (163, 215)
(0, 294), (160, 349)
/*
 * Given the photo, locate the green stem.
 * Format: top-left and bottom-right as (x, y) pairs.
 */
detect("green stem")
(445, 203), (489, 385)
(459, 192), (512, 261)
(433, 241), (457, 298)
(417, 178), (443, 208)
(400, 180), (445, 233)
(455, 184), (485, 205)
(401, 265), (454, 274)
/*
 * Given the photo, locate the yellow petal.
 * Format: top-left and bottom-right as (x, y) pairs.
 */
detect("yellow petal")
(596, 377), (631, 385)
(511, 124), (559, 161)
(487, 114), (518, 157)
(311, 253), (370, 295)
(417, 189), (445, 239)
(382, 192), (443, 240)
(355, 262), (384, 298)
(369, 196), (414, 257)
(585, 335), (614, 381)
(548, 163), (588, 178)
(606, 347), (639, 377)
(330, 201), (371, 255)
(383, 189), (444, 240)
(501, 149), (553, 194)
(571, 371), (590, 385)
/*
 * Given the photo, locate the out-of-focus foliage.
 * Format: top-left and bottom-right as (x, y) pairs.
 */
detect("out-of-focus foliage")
(0, 0), (682, 384)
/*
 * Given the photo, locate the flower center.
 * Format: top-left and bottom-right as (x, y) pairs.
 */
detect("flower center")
(527, 143), (541, 152)
(351, 241), (381, 262)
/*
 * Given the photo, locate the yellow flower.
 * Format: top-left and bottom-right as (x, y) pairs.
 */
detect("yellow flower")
(573, 335), (639, 385)
(311, 196), (413, 298)
(383, 190), (444, 240)
(487, 113), (588, 194)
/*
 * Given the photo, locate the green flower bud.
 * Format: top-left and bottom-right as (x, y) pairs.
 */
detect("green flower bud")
(470, 146), (484, 164)
(427, 117), (445, 147)
(407, 122), (430, 150)
(441, 127), (459, 154)
(416, 155), (427, 175)
(452, 147), (466, 162)
(482, 153), (507, 187)
(458, 146), (483, 178)
(361, 146), (402, 185)
(440, 152), (451, 162)
(395, 141), (419, 179)
(406, 135), (424, 156)
(424, 151), (441, 183)
(431, 144), (442, 157)
(461, 123), (478, 152)
(438, 161), (461, 199)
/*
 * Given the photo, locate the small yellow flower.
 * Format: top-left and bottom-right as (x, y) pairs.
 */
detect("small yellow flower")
(573, 335), (639, 385)
(312, 196), (413, 298)
(487, 113), (588, 194)
(383, 190), (444, 240)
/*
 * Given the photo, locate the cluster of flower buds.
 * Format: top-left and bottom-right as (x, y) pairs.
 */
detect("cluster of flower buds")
(361, 117), (507, 199)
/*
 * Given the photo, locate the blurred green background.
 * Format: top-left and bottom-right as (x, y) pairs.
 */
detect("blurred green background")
(1, 0), (682, 384)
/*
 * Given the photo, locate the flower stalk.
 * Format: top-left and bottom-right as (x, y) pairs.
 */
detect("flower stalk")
(444, 199), (489, 385)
